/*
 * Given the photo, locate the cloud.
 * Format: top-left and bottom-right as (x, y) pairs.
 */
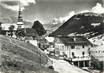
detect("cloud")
(91, 3), (104, 14)
(59, 11), (75, 22)
(53, 11), (75, 24)
(78, 3), (104, 14)
(53, 3), (104, 24)
(0, 0), (36, 11)
(78, 10), (90, 14)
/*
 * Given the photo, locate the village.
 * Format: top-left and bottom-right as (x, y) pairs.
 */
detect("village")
(0, 3), (103, 72)
(0, 0), (104, 73)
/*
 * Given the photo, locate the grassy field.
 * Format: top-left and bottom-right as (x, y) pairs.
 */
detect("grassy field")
(0, 35), (57, 73)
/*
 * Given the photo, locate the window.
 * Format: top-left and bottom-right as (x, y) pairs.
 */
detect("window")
(82, 51), (85, 57)
(89, 51), (91, 56)
(82, 45), (85, 48)
(72, 52), (75, 58)
(71, 45), (75, 49)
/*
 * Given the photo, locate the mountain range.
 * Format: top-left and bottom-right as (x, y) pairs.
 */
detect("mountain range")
(50, 12), (104, 38)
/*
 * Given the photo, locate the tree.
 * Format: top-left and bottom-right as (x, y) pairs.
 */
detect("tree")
(32, 21), (46, 36)
(9, 25), (15, 37)
(16, 29), (25, 38)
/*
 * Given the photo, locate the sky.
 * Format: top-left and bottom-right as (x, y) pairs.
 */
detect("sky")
(0, 0), (103, 24)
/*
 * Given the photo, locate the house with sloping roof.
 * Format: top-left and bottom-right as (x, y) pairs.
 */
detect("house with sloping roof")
(1, 23), (18, 37)
(1, 23), (39, 40)
(53, 35), (93, 68)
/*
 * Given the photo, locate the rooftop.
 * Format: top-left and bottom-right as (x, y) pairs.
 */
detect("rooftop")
(1, 23), (18, 30)
(54, 36), (93, 46)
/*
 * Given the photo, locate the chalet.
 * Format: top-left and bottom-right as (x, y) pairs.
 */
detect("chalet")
(52, 36), (93, 68)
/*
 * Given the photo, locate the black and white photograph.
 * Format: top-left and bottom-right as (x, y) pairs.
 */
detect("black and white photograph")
(0, 0), (104, 73)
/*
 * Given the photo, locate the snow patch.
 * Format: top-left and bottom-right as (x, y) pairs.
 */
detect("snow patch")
(91, 23), (101, 27)
(45, 37), (55, 42)
(28, 40), (38, 47)
(89, 34), (104, 46)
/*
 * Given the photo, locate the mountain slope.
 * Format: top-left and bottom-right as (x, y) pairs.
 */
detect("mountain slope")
(50, 12), (104, 38)
(0, 35), (56, 73)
